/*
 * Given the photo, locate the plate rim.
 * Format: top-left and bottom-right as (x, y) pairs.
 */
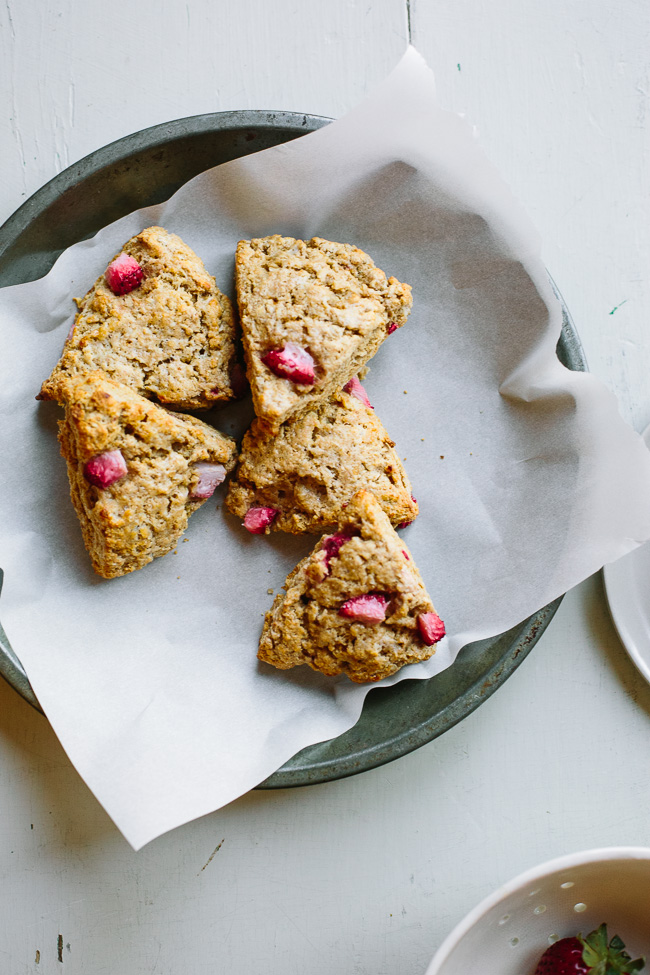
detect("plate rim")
(0, 109), (588, 788)
(0, 109), (331, 267)
(603, 424), (650, 687)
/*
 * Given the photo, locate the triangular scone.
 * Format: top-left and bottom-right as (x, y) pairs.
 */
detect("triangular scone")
(226, 386), (418, 533)
(236, 236), (412, 431)
(258, 490), (444, 683)
(52, 372), (238, 578)
(40, 226), (238, 409)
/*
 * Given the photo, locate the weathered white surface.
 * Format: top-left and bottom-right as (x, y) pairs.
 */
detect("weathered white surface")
(414, 0), (650, 427)
(1, 0), (649, 973)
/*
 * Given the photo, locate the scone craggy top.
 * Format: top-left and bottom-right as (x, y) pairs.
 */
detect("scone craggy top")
(53, 371), (237, 578)
(40, 226), (238, 410)
(226, 388), (418, 533)
(258, 490), (443, 683)
(236, 235), (412, 430)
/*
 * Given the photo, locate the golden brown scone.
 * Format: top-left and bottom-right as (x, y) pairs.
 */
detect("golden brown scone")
(226, 384), (418, 533)
(52, 371), (237, 578)
(236, 235), (412, 431)
(258, 490), (444, 684)
(40, 226), (238, 409)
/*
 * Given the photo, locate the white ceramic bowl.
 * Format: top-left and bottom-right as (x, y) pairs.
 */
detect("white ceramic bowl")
(425, 848), (650, 975)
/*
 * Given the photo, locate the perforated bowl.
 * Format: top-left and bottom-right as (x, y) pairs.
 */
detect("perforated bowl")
(425, 847), (650, 975)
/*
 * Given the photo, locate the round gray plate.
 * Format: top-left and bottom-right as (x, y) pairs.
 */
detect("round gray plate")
(0, 110), (587, 789)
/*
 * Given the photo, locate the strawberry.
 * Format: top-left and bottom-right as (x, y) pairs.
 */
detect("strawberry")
(533, 923), (645, 975)
(83, 449), (128, 489)
(105, 252), (144, 296)
(343, 376), (373, 409)
(339, 593), (387, 623)
(417, 611), (445, 645)
(322, 532), (355, 568)
(243, 506), (279, 534)
(261, 343), (315, 384)
(189, 462), (226, 499)
(387, 322), (399, 335)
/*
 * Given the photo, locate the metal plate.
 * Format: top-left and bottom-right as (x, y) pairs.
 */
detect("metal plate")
(0, 110), (587, 788)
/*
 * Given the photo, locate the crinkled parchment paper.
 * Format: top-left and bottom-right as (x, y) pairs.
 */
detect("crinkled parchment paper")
(1, 47), (650, 849)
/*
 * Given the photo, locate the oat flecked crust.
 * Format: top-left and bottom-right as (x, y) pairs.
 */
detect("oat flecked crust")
(40, 226), (238, 409)
(226, 388), (418, 533)
(52, 372), (238, 578)
(236, 236), (412, 431)
(258, 490), (440, 683)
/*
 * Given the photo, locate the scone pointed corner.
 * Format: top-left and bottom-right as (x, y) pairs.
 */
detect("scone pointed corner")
(236, 235), (412, 431)
(258, 489), (444, 684)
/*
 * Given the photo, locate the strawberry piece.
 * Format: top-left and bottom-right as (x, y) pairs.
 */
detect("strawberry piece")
(189, 462), (226, 499)
(535, 937), (588, 975)
(387, 322), (399, 335)
(262, 343), (315, 384)
(84, 449), (128, 489)
(339, 593), (387, 623)
(402, 550), (410, 560)
(105, 253), (144, 296)
(322, 531), (356, 570)
(533, 923), (645, 975)
(343, 376), (373, 409)
(244, 506), (279, 534)
(417, 612), (445, 645)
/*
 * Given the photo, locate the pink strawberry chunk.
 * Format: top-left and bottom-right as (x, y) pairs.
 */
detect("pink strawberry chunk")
(322, 532), (354, 569)
(339, 594), (387, 623)
(244, 506), (279, 534)
(105, 252), (144, 296)
(343, 376), (373, 409)
(84, 449), (128, 489)
(417, 612), (445, 645)
(387, 322), (399, 335)
(189, 462), (226, 499)
(262, 343), (315, 384)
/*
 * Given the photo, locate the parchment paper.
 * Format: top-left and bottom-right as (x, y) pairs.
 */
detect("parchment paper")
(2, 47), (650, 850)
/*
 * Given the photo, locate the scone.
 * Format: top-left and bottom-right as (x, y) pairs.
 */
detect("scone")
(40, 226), (238, 409)
(226, 381), (418, 533)
(258, 490), (444, 683)
(236, 235), (412, 431)
(51, 371), (237, 578)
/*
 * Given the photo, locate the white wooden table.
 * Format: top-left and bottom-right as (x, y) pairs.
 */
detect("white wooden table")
(1, 2), (649, 972)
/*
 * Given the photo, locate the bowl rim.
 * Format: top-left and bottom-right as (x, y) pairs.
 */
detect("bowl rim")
(426, 845), (650, 972)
